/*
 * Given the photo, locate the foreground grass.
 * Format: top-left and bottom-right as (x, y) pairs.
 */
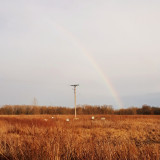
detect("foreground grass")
(0, 115), (160, 160)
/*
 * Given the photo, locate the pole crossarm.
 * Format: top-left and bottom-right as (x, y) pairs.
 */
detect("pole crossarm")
(70, 84), (79, 87)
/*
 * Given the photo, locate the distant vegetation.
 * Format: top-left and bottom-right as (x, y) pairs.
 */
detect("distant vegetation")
(0, 104), (160, 115)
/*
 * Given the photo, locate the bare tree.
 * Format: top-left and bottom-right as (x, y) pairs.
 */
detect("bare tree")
(33, 97), (38, 106)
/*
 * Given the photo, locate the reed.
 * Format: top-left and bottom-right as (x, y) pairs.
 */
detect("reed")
(0, 115), (160, 160)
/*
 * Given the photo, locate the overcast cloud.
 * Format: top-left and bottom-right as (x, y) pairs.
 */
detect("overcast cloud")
(0, 0), (160, 108)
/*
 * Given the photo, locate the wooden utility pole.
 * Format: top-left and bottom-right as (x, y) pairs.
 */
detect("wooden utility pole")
(70, 84), (79, 118)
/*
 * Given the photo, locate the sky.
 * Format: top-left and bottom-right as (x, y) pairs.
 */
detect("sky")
(0, 0), (160, 108)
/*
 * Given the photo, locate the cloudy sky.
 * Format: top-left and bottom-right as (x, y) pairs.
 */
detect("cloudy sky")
(0, 0), (160, 108)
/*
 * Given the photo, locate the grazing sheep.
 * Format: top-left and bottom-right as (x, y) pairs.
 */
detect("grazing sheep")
(66, 118), (69, 122)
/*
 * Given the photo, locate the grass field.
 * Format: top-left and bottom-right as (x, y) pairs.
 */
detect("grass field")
(0, 115), (160, 160)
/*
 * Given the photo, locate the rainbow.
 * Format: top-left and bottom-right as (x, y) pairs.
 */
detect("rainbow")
(46, 19), (123, 108)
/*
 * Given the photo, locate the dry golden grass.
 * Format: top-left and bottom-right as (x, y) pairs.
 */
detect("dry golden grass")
(0, 115), (160, 160)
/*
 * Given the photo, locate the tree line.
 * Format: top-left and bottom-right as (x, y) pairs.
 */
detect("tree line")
(0, 104), (159, 115)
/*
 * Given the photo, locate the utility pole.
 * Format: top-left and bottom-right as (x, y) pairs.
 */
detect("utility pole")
(70, 84), (79, 119)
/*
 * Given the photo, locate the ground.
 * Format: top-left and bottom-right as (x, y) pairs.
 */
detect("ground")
(0, 115), (160, 160)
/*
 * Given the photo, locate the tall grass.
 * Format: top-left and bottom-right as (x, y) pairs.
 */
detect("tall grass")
(0, 115), (160, 160)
